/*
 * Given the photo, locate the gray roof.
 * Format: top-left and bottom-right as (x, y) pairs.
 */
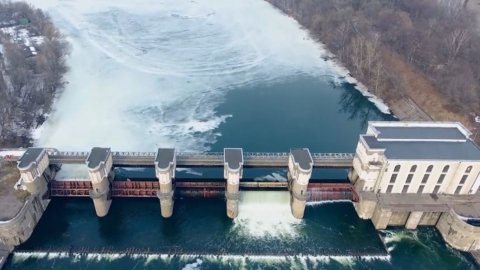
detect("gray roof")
(86, 147), (110, 169)
(363, 135), (480, 161)
(375, 126), (466, 141)
(224, 148), (243, 170)
(155, 148), (175, 169)
(290, 148), (313, 171)
(362, 135), (384, 150)
(18, 148), (44, 169)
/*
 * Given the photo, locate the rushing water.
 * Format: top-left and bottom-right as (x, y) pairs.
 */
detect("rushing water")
(5, 0), (478, 269)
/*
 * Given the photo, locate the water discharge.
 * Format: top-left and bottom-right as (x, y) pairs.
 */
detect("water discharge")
(233, 191), (301, 238)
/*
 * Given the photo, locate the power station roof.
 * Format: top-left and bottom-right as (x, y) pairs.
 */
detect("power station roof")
(375, 126), (466, 141)
(362, 122), (480, 161)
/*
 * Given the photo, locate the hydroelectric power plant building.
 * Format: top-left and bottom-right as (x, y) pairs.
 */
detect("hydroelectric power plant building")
(0, 121), (480, 257)
(350, 122), (480, 251)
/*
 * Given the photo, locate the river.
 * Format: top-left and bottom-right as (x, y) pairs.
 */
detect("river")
(4, 0), (478, 269)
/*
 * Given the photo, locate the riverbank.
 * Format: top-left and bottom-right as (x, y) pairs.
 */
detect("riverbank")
(0, 160), (27, 221)
(0, 1), (69, 148)
(266, 0), (480, 144)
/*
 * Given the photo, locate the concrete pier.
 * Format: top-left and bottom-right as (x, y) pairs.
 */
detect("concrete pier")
(223, 148), (243, 219)
(405, 211), (424, 229)
(86, 148), (113, 217)
(155, 148), (176, 218)
(288, 148), (313, 219)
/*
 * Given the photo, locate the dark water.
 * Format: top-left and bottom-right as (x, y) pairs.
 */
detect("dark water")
(5, 77), (477, 269)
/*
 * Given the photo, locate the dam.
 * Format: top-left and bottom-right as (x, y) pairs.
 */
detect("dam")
(1, 121), (480, 260)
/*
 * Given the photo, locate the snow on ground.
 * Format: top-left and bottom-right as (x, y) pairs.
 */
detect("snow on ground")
(0, 25), (44, 54)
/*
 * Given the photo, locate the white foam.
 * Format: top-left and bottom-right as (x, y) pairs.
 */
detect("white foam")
(182, 258), (203, 270)
(12, 251), (391, 267)
(232, 191), (302, 238)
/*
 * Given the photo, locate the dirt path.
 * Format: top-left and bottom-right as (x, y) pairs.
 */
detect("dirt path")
(380, 47), (471, 123)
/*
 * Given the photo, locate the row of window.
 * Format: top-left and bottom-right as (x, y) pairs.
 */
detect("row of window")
(392, 164), (472, 174)
(387, 165), (474, 194)
(386, 183), (446, 194)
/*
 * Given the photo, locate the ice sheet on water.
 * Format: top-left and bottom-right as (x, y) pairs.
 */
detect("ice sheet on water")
(24, 0), (391, 154)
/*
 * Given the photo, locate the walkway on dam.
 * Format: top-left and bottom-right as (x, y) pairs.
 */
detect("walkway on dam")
(1, 150), (354, 168)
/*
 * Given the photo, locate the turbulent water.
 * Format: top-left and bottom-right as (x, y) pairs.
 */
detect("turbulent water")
(5, 0), (478, 269)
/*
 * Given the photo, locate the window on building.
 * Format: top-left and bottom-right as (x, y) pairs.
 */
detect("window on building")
(410, 165), (417, 173)
(394, 165), (401, 172)
(427, 165), (433, 173)
(454, 186), (462, 194)
(418, 185), (425, 194)
(460, 175), (468, 185)
(433, 185), (441, 193)
(406, 174), (414, 184)
(421, 174), (429, 184)
(438, 174), (445, 184)
(402, 185), (409, 193)
(442, 165), (450, 173)
(390, 174), (397, 183)
(386, 185), (394, 193)
(466, 166), (473, 173)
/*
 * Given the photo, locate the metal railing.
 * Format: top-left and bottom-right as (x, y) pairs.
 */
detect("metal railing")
(2, 148), (354, 168)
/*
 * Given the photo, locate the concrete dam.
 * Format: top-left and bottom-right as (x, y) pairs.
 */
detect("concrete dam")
(1, 121), (480, 258)
(6, 147), (356, 219)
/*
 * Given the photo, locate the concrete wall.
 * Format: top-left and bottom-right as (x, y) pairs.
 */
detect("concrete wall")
(0, 196), (49, 249)
(371, 205), (392, 230)
(353, 193), (377, 219)
(436, 210), (480, 251)
(388, 212), (410, 226)
(418, 212), (441, 226)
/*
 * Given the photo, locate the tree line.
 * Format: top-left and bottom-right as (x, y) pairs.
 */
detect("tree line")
(267, 0), (480, 118)
(0, 1), (69, 146)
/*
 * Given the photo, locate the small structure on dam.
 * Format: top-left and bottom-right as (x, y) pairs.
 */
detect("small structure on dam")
(288, 148), (313, 218)
(223, 148), (243, 218)
(155, 148), (176, 218)
(349, 121), (480, 251)
(86, 147), (114, 217)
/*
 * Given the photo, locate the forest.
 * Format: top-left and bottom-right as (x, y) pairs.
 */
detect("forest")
(0, 1), (69, 146)
(268, 0), (480, 125)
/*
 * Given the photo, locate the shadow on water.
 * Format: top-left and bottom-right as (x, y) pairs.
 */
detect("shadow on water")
(335, 82), (396, 129)
(210, 75), (391, 153)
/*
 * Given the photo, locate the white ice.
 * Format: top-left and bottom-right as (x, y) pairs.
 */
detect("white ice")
(23, 0), (389, 153)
